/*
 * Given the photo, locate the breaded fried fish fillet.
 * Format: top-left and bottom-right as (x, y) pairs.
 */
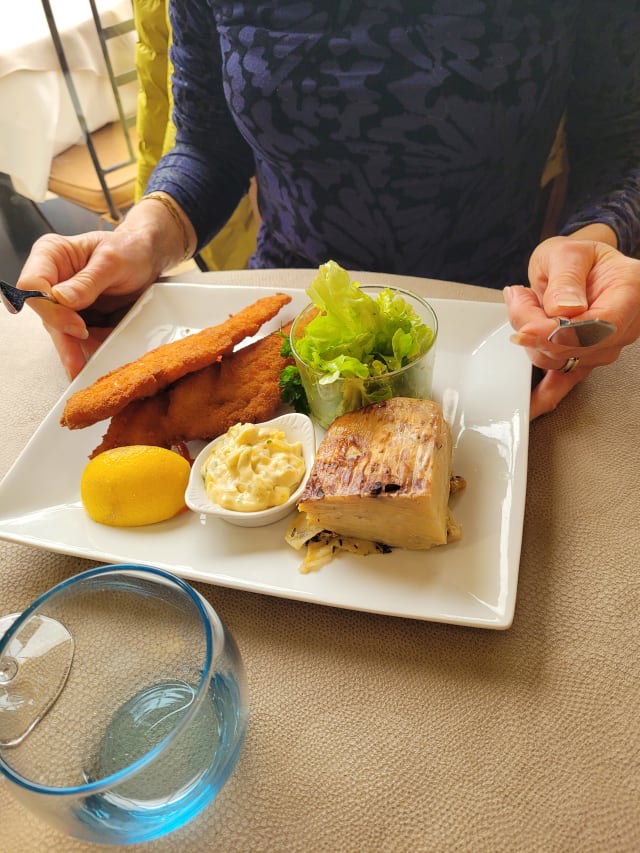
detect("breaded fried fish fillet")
(91, 325), (293, 456)
(91, 393), (172, 455)
(165, 323), (293, 443)
(61, 292), (291, 430)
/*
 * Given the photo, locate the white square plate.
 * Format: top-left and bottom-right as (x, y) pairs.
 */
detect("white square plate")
(0, 283), (530, 628)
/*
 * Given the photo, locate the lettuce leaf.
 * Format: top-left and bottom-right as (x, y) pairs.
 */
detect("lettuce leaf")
(295, 260), (434, 385)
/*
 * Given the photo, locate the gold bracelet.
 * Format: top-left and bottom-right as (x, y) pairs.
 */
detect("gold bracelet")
(141, 192), (192, 261)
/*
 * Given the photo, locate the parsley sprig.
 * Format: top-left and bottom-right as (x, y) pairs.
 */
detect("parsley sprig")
(279, 335), (310, 415)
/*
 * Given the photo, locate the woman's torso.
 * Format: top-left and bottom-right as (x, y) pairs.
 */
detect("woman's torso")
(210, 1), (581, 285)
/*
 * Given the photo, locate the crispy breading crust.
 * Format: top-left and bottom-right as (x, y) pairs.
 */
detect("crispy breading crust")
(91, 324), (294, 457)
(61, 292), (292, 429)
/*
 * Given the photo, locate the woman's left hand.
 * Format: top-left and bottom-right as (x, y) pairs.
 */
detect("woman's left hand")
(504, 229), (640, 419)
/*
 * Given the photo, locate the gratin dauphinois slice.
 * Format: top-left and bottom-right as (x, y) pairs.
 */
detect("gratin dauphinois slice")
(298, 397), (457, 550)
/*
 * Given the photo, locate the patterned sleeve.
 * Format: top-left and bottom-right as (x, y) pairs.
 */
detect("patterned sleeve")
(143, 0), (255, 250)
(560, 0), (640, 255)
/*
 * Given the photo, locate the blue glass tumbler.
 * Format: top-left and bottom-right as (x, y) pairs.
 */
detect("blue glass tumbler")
(0, 564), (249, 844)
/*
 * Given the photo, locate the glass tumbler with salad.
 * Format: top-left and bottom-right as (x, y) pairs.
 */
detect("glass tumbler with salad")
(287, 262), (438, 429)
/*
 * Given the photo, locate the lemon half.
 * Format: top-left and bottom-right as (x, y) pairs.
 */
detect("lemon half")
(80, 445), (191, 527)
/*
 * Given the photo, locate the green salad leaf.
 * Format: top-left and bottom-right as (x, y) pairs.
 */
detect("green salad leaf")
(295, 260), (434, 385)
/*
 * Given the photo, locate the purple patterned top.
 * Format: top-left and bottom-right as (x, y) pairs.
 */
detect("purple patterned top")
(145, 1), (640, 288)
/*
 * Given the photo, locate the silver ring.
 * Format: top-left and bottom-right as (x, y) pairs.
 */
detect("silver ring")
(559, 356), (580, 374)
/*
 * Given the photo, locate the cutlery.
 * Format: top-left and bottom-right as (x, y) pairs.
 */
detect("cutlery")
(0, 280), (56, 314)
(547, 316), (617, 347)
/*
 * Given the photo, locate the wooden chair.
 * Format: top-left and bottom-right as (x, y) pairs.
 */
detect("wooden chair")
(41, 0), (138, 225)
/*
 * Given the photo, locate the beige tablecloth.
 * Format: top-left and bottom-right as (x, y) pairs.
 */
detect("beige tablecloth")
(1, 269), (638, 852)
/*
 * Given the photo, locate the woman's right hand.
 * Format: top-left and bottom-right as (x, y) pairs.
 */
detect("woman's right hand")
(17, 229), (156, 379)
(17, 194), (196, 380)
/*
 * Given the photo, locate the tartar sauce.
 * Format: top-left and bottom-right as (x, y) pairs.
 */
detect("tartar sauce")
(201, 422), (306, 512)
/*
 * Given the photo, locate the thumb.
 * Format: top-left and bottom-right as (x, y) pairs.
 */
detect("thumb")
(530, 239), (591, 317)
(52, 267), (110, 311)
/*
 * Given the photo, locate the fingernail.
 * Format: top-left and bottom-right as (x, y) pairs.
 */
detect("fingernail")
(503, 286), (513, 304)
(510, 332), (536, 347)
(63, 324), (89, 340)
(555, 293), (588, 309)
